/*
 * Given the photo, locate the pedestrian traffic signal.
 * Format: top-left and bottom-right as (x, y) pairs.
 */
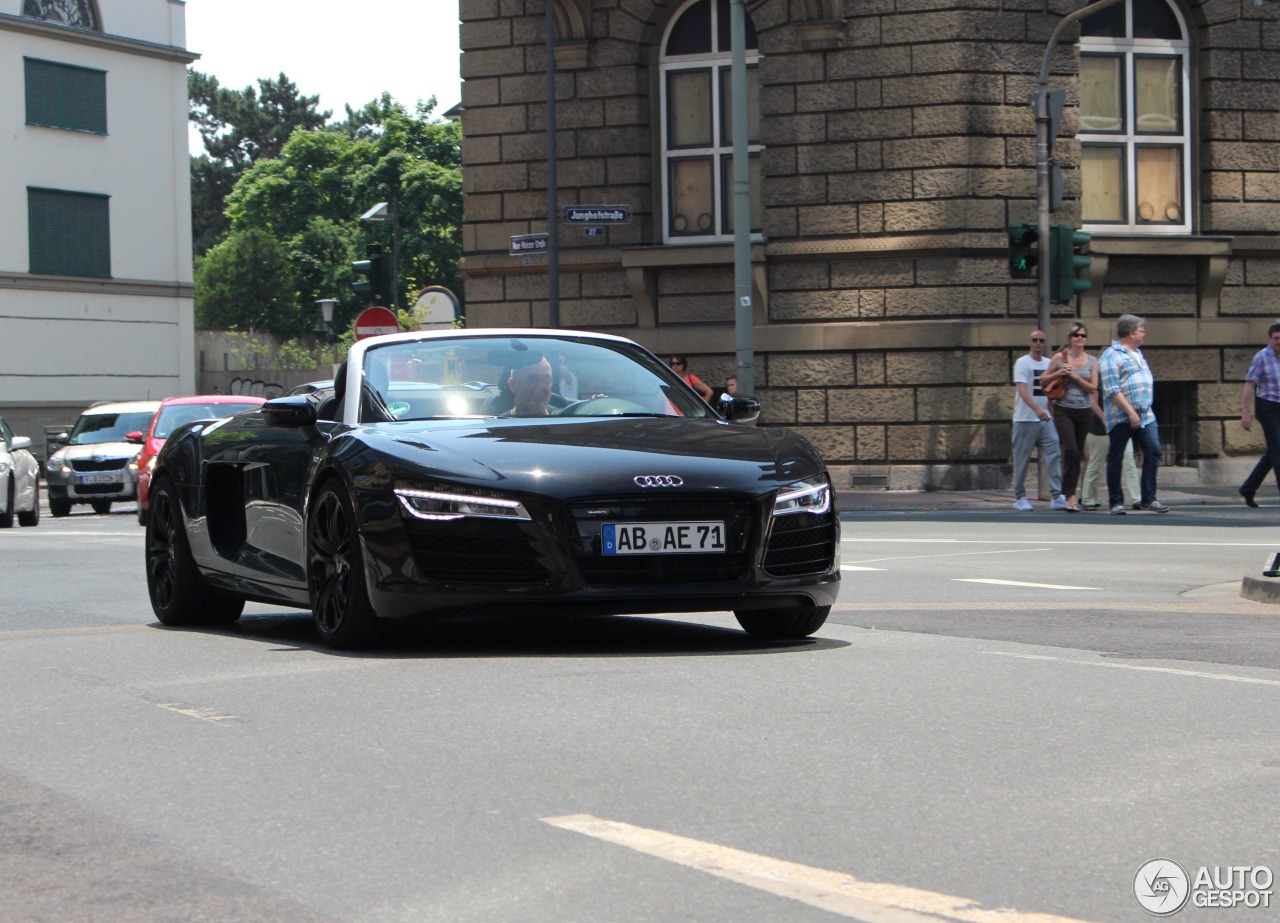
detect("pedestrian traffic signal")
(1049, 224), (1092, 304)
(352, 244), (386, 305)
(1007, 223), (1038, 279)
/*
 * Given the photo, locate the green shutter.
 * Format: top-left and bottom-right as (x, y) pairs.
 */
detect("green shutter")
(28, 188), (111, 278)
(25, 58), (106, 134)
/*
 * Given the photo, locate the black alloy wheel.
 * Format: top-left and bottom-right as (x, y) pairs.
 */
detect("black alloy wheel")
(145, 476), (243, 626)
(307, 481), (377, 649)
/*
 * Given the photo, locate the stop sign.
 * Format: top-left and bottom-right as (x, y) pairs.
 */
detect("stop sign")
(354, 306), (399, 340)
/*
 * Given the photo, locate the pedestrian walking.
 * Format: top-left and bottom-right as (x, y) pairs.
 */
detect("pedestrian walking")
(1044, 322), (1098, 512)
(1099, 314), (1168, 514)
(1238, 323), (1280, 507)
(1080, 388), (1140, 508)
(1011, 330), (1066, 511)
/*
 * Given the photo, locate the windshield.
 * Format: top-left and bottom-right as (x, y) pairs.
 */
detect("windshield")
(358, 335), (714, 422)
(68, 411), (156, 445)
(154, 402), (261, 439)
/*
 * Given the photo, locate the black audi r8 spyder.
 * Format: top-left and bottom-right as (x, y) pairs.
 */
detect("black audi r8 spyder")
(145, 329), (840, 648)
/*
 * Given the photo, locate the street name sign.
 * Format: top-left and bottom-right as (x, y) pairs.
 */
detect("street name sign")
(563, 205), (631, 224)
(510, 233), (549, 256)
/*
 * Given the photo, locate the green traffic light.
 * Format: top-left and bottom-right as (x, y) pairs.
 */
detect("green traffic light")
(1049, 224), (1092, 303)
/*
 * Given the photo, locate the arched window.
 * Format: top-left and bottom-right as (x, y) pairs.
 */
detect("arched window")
(660, 0), (762, 244)
(1079, 0), (1191, 234)
(22, 0), (100, 31)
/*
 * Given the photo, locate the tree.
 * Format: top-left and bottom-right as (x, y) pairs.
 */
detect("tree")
(189, 71), (330, 254)
(194, 228), (303, 337)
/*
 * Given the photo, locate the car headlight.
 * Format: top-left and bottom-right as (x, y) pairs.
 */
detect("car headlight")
(0, 460), (10, 476)
(395, 485), (531, 522)
(50, 455), (71, 476)
(773, 476), (831, 516)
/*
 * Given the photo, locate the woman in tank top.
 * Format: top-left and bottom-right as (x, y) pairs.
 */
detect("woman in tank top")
(1044, 321), (1099, 512)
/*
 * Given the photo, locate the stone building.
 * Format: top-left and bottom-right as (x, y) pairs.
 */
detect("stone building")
(0, 0), (196, 449)
(458, 0), (1280, 488)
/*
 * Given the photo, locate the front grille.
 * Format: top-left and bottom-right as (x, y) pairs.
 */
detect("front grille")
(563, 494), (755, 586)
(763, 509), (837, 577)
(405, 518), (549, 585)
(70, 458), (128, 473)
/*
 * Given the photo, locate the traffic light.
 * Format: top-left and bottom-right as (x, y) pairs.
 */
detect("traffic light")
(1007, 223), (1038, 279)
(1049, 224), (1093, 304)
(352, 244), (386, 305)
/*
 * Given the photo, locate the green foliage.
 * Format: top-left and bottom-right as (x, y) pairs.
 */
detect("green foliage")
(219, 329), (325, 371)
(194, 228), (304, 337)
(189, 70), (330, 254)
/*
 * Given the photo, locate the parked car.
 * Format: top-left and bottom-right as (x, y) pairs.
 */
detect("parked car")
(134, 395), (266, 525)
(0, 416), (40, 527)
(46, 401), (161, 516)
(144, 328), (839, 649)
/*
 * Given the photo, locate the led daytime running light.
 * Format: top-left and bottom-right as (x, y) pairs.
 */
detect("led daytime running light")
(395, 487), (531, 522)
(773, 480), (831, 516)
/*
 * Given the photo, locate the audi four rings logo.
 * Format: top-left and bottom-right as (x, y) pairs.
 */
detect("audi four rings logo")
(634, 475), (684, 487)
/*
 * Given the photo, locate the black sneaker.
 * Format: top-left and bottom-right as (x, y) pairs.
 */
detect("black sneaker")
(1136, 500), (1170, 513)
(1240, 487), (1259, 508)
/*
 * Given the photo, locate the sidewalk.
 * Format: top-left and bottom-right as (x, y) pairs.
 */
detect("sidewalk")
(836, 484), (1248, 512)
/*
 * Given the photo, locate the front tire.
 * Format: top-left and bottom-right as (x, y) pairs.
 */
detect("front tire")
(49, 496), (71, 518)
(91, 499), (112, 515)
(18, 480), (39, 527)
(145, 476), (244, 626)
(307, 481), (377, 649)
(735, 605), (830, 641)
(0, 476), (13, 528)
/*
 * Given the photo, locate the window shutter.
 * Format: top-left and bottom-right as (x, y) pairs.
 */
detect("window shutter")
(24, 58), (106, 134)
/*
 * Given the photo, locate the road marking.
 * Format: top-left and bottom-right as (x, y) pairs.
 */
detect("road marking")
(542, 814), (1096, 923)
(849, 548), (1051, 566)
(954, 578), (1099, 591)
(989, 651), (1280, 687)
(843, 538), (1277, 548)
(841, 565), (885, 571)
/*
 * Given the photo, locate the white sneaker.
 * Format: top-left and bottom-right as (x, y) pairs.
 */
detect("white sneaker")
(1012, 498), (1033, 511)
(1050, 496), (1068, 511)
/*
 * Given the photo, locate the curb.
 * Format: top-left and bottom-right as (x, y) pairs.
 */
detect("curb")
(1241, 576), (1280, 606)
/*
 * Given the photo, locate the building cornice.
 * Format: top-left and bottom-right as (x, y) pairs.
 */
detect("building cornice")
(0, 272), (194, 299)
(0, 13), (198, 64)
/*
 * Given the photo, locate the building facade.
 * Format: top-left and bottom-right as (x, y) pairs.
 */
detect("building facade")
(0, 0), (195, 450)
(458, 0), (1280, 488)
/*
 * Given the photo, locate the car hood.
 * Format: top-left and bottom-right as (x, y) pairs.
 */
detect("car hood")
(55, 441), (140, 463)
(348, 417), (826, 496)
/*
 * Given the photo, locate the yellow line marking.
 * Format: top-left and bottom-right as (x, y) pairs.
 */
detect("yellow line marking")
(542, 814), (1097, 923)
(954, 578), (1098, 591)
(989, 652), (1280, 687)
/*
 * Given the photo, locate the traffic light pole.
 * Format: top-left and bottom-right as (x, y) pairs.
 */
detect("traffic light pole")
(1035, 0), (1122, 333)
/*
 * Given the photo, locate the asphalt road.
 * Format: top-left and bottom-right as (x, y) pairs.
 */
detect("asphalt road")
(1, 500), (1278, 922)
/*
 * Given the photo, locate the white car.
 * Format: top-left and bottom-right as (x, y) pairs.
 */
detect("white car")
(0, 416), (40, 527)
(45, 400), (160, 517)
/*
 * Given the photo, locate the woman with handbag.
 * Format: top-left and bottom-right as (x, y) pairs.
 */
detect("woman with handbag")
(1043, 322), (1099, 512)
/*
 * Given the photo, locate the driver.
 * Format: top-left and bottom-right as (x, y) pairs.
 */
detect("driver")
(508, 356), (554, 417)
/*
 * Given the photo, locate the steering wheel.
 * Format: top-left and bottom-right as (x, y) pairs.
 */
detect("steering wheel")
(559, 396), (649, 416)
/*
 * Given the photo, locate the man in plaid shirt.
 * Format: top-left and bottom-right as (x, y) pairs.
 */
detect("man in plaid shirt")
(1099, 314), (1168, 514)
(1238, 323), (1280, 507)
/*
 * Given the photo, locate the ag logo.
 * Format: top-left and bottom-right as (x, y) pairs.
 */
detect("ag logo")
(1134, 859), (1190, 915)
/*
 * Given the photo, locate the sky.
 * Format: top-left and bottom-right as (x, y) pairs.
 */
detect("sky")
(184, 1), (463, 151)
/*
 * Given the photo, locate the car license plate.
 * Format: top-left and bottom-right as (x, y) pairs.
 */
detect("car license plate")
(77, 474), (118, 485)
(602, 521), (725, 555)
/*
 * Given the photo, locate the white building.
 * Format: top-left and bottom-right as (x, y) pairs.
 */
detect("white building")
(0, 0), (195, 452)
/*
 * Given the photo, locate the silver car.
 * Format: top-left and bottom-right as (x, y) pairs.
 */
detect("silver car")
(45, 400), (160, 517)
(0, 416), (40, 527)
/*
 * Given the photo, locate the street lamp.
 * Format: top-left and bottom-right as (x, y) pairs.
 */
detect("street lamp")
(316, 298), (338, 366)
(361, 198), (399, 310)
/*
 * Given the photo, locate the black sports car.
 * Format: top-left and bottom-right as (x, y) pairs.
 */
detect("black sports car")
(144, 329), (840, 648)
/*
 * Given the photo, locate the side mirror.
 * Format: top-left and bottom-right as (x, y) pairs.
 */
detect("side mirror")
(125, 430), (144, 444)
(10, 436), (32, 451)
(262, 395), (319, 428)
(717, 393), (761, 424)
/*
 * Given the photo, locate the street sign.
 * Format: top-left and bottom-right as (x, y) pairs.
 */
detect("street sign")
(353, 306), (398, 341)
(584, 227), (605, 237)
(563, 205), (630, 224)
(510, 233), (549, 256)
(413, 286), (460, 329)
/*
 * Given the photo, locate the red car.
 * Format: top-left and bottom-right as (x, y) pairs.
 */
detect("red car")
(134, 395), (265, 524)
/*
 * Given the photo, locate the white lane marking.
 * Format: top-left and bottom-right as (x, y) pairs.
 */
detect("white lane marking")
(955, 578), (1099, 591)
(843, 538), (1277, 548)
(989, 651), (1280, 688)
(152, 702), (240, 725)
(841, 565), (885, 571)
(542, 814), (1097, 923)
(850, 548), (1051, 565)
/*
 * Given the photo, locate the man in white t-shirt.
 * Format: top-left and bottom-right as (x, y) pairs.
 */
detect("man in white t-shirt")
(1011, 329), (1066, 511)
